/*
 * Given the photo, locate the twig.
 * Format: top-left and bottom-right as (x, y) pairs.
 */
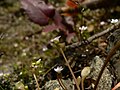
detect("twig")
(66, 20), (120, 49)
(60, 48), (80, 90)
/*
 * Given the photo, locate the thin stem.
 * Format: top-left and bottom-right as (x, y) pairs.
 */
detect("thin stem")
(60, 48), (81, 90)
(81, 77), (85, 90)
(43, 64), (57, 77)
(33, 73), (40, 90)
(0, 85), (4, 90)
(57, 73), (68, 90)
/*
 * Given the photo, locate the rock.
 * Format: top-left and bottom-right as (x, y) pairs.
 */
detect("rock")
(42, 79), (74, 90)
(89, 56), (113, 90)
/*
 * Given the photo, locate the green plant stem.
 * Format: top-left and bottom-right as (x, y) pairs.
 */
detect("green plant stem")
(0, 85), (4, 90)
(57, 73), (68, 90)
(33, 73), (40, 90)
(60, 48), (81, 90)
(43, 64), (57, 77)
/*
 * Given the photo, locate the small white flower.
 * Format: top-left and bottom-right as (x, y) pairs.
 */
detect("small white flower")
(50, 36), (61, 42)
(100, 21), (105, 25)
(34, 65), (38, 68)
(86, 49), (89, 52)
(54, 66), (63, 73)
(110, 19), (118, 23)
(81, 54), (87, 57)
(79, 26), (88, 31)
(42, 46), (48, 51)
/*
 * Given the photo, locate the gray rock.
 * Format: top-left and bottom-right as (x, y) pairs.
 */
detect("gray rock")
(89, 56), (113, 90)
(42, 79), (74, 90)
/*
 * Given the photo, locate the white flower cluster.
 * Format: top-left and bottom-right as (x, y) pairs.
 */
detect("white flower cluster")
(54, 66), (63, 73)
(110, 19), (118, 23)
(42, 46), (48, 51)
(79, 26), (88, 31)
(100, 21), (105, 25)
